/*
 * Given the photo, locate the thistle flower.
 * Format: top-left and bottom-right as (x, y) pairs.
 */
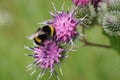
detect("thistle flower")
(51, 12), (78, 43)
(25, 40), (64, 80)
(102, 11), (120, 36)
(72, 0), (89, 6)
(47, 3), (85, 44)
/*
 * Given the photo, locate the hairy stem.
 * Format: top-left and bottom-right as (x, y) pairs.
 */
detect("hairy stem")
(81, 25), (111, 48)
(80, 39), (111, 48)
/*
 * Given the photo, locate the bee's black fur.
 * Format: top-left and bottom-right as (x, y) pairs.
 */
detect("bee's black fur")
(34, 25), (56, 46)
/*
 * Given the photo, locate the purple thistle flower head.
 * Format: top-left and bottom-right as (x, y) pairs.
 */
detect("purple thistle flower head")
(47, 3), (82, 43)
(51, 12), (78, 42)
(72, 0), (89, 6)
(25, 40), (64, 80)
(33, 40), (64, 70)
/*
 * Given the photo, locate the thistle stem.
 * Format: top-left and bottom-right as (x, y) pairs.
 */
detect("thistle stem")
(81, 25), (111, 48)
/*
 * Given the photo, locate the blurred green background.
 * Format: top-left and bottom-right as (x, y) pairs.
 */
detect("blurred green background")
(0, 0), (120, 80)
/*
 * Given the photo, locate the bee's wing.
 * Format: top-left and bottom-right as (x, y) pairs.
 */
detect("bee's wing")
(27, 32), (39, 40)
(27, 31), (46, 40)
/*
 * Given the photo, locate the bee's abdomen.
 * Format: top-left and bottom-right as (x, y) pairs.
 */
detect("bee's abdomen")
(34, 34), (47, 45)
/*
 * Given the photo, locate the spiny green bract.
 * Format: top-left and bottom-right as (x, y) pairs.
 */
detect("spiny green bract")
(102, 10), (120, 36)
(107, 0), (120, 11)
(97, 2), (108, 24)
(75, 3), (96, 25)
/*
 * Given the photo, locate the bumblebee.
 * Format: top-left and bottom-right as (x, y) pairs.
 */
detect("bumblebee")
(28, 25), (56, 46)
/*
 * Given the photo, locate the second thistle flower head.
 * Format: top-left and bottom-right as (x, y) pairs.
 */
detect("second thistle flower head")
(33, 40), (64, 70)
(26, 40), (64, 80)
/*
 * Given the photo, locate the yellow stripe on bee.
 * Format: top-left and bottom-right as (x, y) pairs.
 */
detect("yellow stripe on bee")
(49, 25), (54, 36)
(35, 37), (42, 43)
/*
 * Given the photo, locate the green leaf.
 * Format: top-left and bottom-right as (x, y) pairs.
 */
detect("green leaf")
(109, 36), (120, 54)
(104, 31), (120, 54)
